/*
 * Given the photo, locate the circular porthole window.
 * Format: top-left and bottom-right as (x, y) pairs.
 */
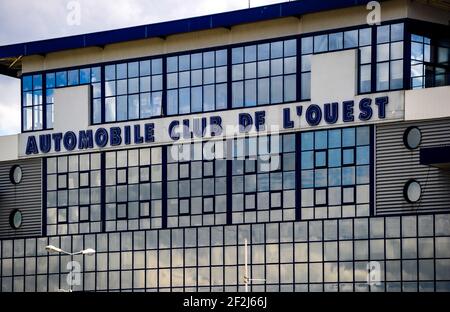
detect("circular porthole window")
(403, 126), (422, 150)
(9, 165), (23, 184)
(9, 209), (23, 229)
(403, 179), (422, 203)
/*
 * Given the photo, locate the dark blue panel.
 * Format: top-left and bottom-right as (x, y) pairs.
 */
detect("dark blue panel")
(0, 0), (374, 59)
(420, 146), (450, 167)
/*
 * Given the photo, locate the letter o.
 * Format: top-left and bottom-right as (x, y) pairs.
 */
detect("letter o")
(95, 128), (109, 147)
(306, 104), (322, 126)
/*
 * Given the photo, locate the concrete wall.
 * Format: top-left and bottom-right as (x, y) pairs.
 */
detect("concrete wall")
(311, 49), (358, 104)
(53, 85), (91, 132)
(0, 135), (18, 162)
(405, 86), (450, 121)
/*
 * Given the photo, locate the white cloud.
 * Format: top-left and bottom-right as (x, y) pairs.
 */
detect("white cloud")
(0, 0), (285, 134)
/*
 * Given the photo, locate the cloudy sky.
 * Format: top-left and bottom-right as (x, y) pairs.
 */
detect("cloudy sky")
(0, 0), (285, 135)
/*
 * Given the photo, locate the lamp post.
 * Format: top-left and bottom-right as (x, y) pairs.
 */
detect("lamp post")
(243, 239), (265, 292)
(45, 245), (96, 292)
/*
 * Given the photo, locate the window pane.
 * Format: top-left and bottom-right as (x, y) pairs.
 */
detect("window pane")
(271, 76), (283, 104)
(151, 58), (162, 75)
(344, 30), (358, 48)
(390, 60), (403, 89)
(216, 83), (227, 110)
(117, 96), (127, 121)
(329, 32), (343, 50)
(301, 72), (311, 100)
(56, 71), (67, 87)
(191, 86), (202, 112)
(232, 47), (244, 64)
(23, 76), (33, 91)
(179, 88), (190, 114)
(117, 63), (127, 79)
(360, 46), (371, 64)
(128, 94), (139, 119)
(301, 37), (313, 54)
(79, 68), (90, 84)
(105, 97), (116, 122)
(390, 23), (404, 41)
(128, 62), (139, 78)
(314, 35), (328, 52)
(68, 70), (79, 86)
(216, 50), (227, 66)
(167, 90), (178, 115)
(359, 28), (372, 46)
(245, 79), (256, 107)
(284, 75), (296, 102)
(204, 85), (215, 111)
(258, 78), (270, 105)
(284, 39), (297, 57)
(140, 93), (151, 118)
(377, 25), (390, 43)
(391, 41), (403, 60)
(258, 43), (270, 60)
(151, 92), (162, 116)
(376, 63), (389, 91)
(245, 45), (257, 62)
(377, 43), (390, 62)
(360, 64), (371, 93)
(167, 56), (178, 72)
(232, 81), (244, 108)
(271, 41), (283, 58)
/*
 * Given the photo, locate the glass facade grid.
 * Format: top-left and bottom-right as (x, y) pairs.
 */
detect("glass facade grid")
(22, 74), (43, 131)
(300, 126), (371, 220)
(43, 126), (372, 236)
(46, 153), (102, 236)
(167, 49), (227, 115)
(231, 134), (296, 224)
(166, 141), (228, 228)
(300, 27), (372, 100)
(104, 147), (163, 232)
(1, 214), (450, 292)
(375, 23), (404, 91)
(105, 59), (163, 122)
(231, 39), (297, 107)
(410, 34), (450, 89)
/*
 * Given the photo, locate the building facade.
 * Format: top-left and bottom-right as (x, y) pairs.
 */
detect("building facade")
(0, 0), (449, 292)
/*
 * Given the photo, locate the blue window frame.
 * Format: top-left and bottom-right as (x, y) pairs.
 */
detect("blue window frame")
(300, 27), (372, 100)
(232, 39), (296, 107)
(166, 49), (227, 115)
(22, 21), (443, 134)
(410, 33), (450, 89)
(104, 58), (163, 122)
(21, 74), (43, 131)
(375, 23), (404, 91)
(300, 126), (372, 220)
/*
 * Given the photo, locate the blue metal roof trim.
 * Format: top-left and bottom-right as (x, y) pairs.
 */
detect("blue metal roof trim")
(0, 0), (372, 59)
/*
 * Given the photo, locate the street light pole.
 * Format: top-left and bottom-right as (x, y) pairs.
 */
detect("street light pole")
(243, 239), (265, 292)
(45, 245), (96, 292)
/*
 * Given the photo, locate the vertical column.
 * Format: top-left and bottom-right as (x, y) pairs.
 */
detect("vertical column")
(42, 158), (48, 236)
(226, 139), (233, 225)
(100, 65), (106, 124)
(369, 125), (375, 217)
(295, 132), (302, 221)
(162, 145), (168, 228)
(100, 152), (106, 232)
